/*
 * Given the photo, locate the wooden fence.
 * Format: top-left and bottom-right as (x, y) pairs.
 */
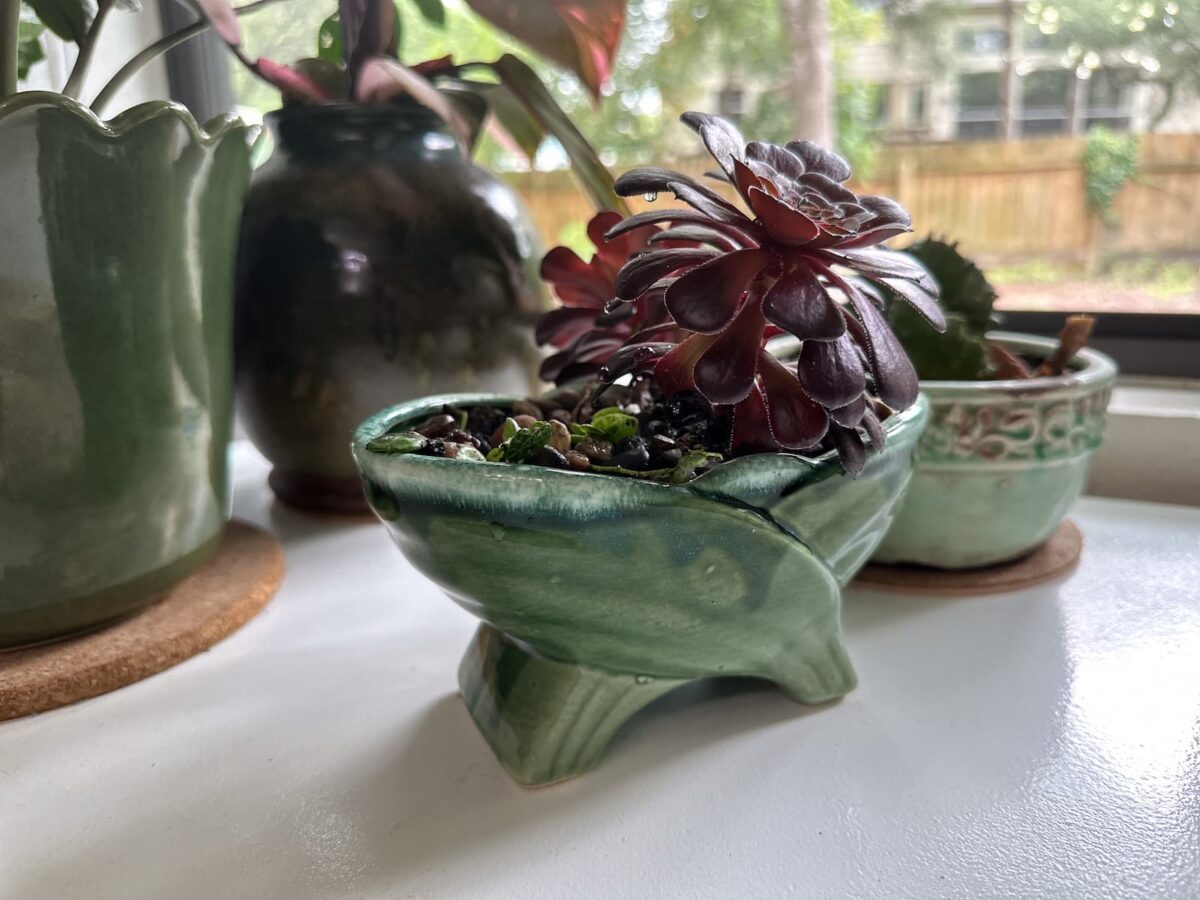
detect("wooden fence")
(504, 133), (1200, 263)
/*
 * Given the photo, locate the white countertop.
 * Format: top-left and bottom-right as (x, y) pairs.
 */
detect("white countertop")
(3, 443), (1199, 899)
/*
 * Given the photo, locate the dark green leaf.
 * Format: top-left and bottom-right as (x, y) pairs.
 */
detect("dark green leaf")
(366, 431), (427, 454)
(26, 0), (95, 44)
(589, 407), (639, 444)
(17, 18), (46, 79)
(471, 80), (545, 160)
(437, 84), (490, 153)
(482, 54), (627, 214)
(409, 0), (444, 27)
(502, 421), (553, 463)
(486, 446), (505, 462)
(289, 57), (351, 102)
(317, 12), (343, 65)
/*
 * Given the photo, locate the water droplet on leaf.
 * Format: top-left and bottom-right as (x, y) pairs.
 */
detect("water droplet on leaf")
(643, 192), (658, 202)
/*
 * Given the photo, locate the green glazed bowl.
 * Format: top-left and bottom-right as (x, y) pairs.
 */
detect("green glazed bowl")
(354, 392), (928, 785)
(872, 332), (1117, 570)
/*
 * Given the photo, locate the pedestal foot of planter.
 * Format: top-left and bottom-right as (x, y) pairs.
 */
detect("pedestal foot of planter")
(268, 469), (373, 517)
(458, 624), (689, 786)
(770, 633), (858, 705)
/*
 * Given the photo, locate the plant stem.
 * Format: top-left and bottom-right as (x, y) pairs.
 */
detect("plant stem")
(1, 0), (20, 101)
(91, 0), (282, 115)
(62, 2), (114, 100)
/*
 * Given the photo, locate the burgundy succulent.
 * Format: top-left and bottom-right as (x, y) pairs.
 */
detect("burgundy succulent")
(599, 112), (946, 474)
(536, 211), (685, 384)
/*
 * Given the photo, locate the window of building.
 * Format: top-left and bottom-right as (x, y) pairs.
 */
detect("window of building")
(1020, 69), (1070, 136)
(956, 71), (1002, 139)
(909, 84), (927, 128)
(1085, 69), (1132, 131)
(956, 27), (1007, 55)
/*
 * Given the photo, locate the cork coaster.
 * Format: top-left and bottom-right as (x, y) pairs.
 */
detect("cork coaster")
(0, 520), (284, 721)
(854, 519), (1083, 596)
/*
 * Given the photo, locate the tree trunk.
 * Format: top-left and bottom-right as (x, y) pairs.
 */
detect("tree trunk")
(999, 0), (1020, 140)
(778, 0), (835, 148)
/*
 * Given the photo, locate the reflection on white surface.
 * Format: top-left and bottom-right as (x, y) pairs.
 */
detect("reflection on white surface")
(1060, 542), (1200, 804)
(2, 447), (1199, 899)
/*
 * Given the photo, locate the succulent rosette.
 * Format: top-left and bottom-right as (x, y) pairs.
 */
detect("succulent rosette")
(598, 112), (946, 474)
(536, 211), (685, 384)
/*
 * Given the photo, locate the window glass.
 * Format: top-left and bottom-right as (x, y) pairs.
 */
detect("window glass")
(220, 1), (1199, 316)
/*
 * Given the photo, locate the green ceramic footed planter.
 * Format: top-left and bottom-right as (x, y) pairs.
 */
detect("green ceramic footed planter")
(0, 93), (254, 648)
(873, 333), (1117, 570)
(354, 393), (929, 785)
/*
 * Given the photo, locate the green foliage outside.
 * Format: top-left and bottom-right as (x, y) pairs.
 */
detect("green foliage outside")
(1082, 126), (1139, 224)
(231, 0), (886, 172)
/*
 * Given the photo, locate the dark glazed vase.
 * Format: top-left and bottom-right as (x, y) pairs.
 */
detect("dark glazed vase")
(235, 103), (546, 514)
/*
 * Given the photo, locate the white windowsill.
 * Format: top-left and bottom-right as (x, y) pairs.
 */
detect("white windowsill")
(1087, 376), (1200, 508)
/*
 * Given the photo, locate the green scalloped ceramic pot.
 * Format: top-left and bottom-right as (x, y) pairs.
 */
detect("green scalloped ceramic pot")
(0, 93), (254, 647)
(354, 392), (929, 785)
(872, 332), (1117, 570)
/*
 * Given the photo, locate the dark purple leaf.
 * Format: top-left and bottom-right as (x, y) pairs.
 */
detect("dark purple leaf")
(648, 225), (739, 251)
(340, 0), (397, 76)
(693, 296), (766, 404)
(829, 395), (867, 428)
(881, 276), (946, 331)
(535, 307), (599, 345)
(614, 167), (739, 217)
(797, 333), (866, 408)
(605, 208), (763, 244)
(747, 188), (821, 245)
(758, 351), (829, 449)
(664, 249), (771, 333)
(862, 407), (885, 450)
(797, 172), (858, 206)
(731, 384), (781, 455)
(858, 195), (911, 227)
(849, 288), (919, 411)
(825, 248), (936, 292)
(655, 333), (717, 396)
(784, 140), (852, 183)
(597, 341), (674, 384)
(745, 140), (806, 181)
(763, 266), (846, 340)
(614, 248), (717, 300)
(667, 180), (749, 226)
(681, 111), (745, 179)
(829, 424), (867, 476)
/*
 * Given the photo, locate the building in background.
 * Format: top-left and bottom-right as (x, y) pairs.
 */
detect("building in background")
(845, 0), (1200, 142)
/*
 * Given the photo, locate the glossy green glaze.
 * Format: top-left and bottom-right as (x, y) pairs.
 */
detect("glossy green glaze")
(873, 333), (1118, 570)
(354, 392), (928, 784)
(0, 93), (254, 647)
(235, 103), (546, 514)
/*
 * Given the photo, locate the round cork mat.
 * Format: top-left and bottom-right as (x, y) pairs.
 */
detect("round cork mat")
(0, 520), (284, 721)
(854, 519), (1083, 596)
